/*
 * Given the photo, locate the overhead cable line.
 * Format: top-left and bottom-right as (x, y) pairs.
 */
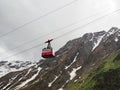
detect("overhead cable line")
(0, 8), (109, 54)
(2, 43), (44, 61)
(54, 9), (120, 40)
(2, 8), (120, 60)
(0, 0), (78, 39)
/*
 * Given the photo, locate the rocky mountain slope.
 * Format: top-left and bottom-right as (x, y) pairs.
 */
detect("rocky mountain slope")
(0, 27), (120, 90)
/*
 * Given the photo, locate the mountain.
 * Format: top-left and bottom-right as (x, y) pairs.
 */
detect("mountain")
(0, 60), (36, 78)
(0, 27), (120, 90)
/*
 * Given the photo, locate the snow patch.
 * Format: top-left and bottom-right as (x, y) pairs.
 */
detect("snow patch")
(48, 75), (60, 87)
(109, 30), (116, 35)
(90, 33), (94, 41)
(58, 80), (69, 90)
(11, 74), (19, 80)
(118, 33), (120, 36)
(16, 67), (42, 90)
(2, 80), (12, 90)
(105, 27), (119, 38)
(74, 79), (78, 82)
(115, 37), (118, 42)
(69, 66), (82, 80)
(25, 68), (32, 77)
(58, 88), (63, 90)
(65, 53), (79, 69)
(92, 35), (104, 51)
(7, 74), (23, 90)
(0, 82), (3, 88)
(2, 74), (20, 90)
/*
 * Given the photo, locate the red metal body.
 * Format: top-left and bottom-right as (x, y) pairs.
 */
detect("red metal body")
(41, 49), (55, 58)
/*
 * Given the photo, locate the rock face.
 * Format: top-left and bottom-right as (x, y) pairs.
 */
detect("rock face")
(0, 27), (120, 90)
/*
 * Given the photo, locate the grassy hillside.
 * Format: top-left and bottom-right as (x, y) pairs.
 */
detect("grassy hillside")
(66, 50), (120, 90)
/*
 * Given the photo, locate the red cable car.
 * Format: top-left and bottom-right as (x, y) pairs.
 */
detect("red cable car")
(41, 39), (55, 58)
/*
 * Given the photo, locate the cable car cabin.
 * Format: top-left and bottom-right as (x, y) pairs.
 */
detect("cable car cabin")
(41, 48), (55, 58)
(41, 39), (55, 58)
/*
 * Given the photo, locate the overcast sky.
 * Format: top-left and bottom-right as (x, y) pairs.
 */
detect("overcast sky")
(0, 0), (120, 62)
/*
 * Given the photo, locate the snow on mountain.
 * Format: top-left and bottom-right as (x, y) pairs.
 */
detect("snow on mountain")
(58, 80), (69, 90)
(2, 74), (19, 90)
(82, 30), (106, 52)
(69, 66), (82, 80)
(92, 34), (105, 51)
(16, 67), (42, 90)
(24, 68), (32, 77)
(115, 37), (118, 42)
(108, 27), (118, 35)
(58, 88), (64, 90)
(0, 60), (35, 78)
(90, 27), (120, 51)
(102, 27), (120, 42)
(65, 52), (79, 69)
(48, 75), (60, 87)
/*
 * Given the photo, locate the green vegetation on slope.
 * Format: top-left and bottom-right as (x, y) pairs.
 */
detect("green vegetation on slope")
(66, 50), (120, 90)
